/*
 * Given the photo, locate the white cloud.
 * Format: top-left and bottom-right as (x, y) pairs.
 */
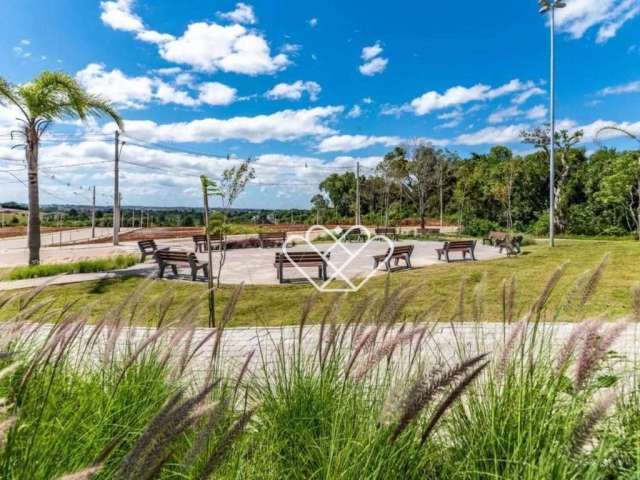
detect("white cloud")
(19, 39), (30, 46)
(76, 63), (234, 109)
(512, 86), (545, 105)
(359, 57), (388, 76)
(152, 67), (182, 76)
(99, 1), (288, 76)
(526, 104), (548, 120)
(362, 97), (373, 104)
(136, 29), (175, 44)
(154, 81), (199, 107)
(361, 42), (383, 61)
(410, 79), (533, 116)
(358, 42), (388, 76)
(488, 106), (522, 124)
(281, 43), (301, 54)
(346, 105), (362, 118)
(599, 80), (640, 95)
(102, 106), (343, 143)
(76, 63), (154, 109)
(554, 0), (640, 43)
(316, 135), (402, 153)
(198, 82), (238, 106)
(308, 18), (318, 27)
(159, 23), (289, 75)
(265, 81), (321, 101)
(99, 0), (144, 32)
(217, 3), (257, 25)
(453, 124), (528, 146)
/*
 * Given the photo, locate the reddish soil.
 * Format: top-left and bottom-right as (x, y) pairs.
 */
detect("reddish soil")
(0, 226), (77, 240)
(85, 225), (315, 244)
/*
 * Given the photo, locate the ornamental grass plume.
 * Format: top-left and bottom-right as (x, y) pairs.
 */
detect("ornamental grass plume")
(55, 465), (103, 480)
(570, 392), (617, 455)
(574, 322), (627, 390)
(351, 326), (426, 381)
(0, 416), (16, 449)
(391, 353), (489, 442)
(555, 320), (594, 372)
(343, 326), (379, 379)
(631, 283), (640, 321)
(527, 263), (567, 321)
(420, 360), (490, 445)
(199, 408), (257, 479)
(497, 320), (525, 375)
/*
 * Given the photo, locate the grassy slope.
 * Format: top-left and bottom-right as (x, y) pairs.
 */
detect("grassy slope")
(2, 239), (639, 326)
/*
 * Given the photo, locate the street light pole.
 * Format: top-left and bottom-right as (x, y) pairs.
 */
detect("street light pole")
(539, 0), (565, 247)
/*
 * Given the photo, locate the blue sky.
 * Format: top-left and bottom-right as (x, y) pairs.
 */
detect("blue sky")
(1, 0), (639, 208)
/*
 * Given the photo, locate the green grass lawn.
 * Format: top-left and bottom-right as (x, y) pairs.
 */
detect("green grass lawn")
(2, 239), (639, 326)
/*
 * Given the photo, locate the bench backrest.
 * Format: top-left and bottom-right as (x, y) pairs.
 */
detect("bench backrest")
(445, 240), (476, 249)
(489, 231), (508, 240)
(382, 244), (413, 256)
(156, 250), (197, 264)
(193, 233), (222, 242)
(138, 240), (157, 252)
(375, 227), (396, 235)
(259, 231), (286, 240)
(275, 251), (326, 264)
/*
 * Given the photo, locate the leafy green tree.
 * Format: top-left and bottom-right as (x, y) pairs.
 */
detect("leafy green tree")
(521, 126), (584, 231)
(319, 172), (356, 219)
(0, 72), (123, 264)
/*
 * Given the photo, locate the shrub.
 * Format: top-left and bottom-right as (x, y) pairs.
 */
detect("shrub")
(529, 211), (550, 236)
(8, 255), (138, 280)
(463, 218), (500, 237)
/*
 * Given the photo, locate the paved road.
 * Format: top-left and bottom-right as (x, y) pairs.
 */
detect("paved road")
(1, 321), (636, 379)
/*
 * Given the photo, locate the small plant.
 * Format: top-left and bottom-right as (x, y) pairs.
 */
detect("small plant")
(8, 255), (138, 280)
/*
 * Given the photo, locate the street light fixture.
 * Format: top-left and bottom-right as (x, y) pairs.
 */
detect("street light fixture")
(538, 0), (566, 247)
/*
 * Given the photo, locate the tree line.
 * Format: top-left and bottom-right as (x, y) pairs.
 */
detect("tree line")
(311, 127), (640, 238)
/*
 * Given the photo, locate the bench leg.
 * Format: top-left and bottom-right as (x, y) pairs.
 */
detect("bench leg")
(140, 253), (146, 262)
(171, 265), (178, 276)
(445, 252), (450, 263)
(191, 268), (197, 281)
(278, 263), (284, 284)
(406, 254), (412, 269)
(385, 260), (391, 271)
(159, 263), (166, 278)
(471, 249), (477, 261)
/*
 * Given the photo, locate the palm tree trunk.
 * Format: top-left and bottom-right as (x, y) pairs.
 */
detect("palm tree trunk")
(26, 127), (41, 265)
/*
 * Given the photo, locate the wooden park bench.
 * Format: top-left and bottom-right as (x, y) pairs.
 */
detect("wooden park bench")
(193, 233), (224, 253)
(375, 227), (399, 241)
(436, 240), (477, 262)
(274, 251), (330, 284)
(499, 235), (523, 256)
(415, 227), (440, 236)
(258, 231), (287, 248)
(482, 231), (508, 246)
(344, 227), (365, 242)
(372, 244), (414, 271)
(154, 250), (208, 281)
(137, 239), (168, 262)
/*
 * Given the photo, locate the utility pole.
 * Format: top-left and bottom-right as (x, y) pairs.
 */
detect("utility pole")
(91, 185), (96, 238)
(113, 130), (120, 245)
(355, 160), (361, 225)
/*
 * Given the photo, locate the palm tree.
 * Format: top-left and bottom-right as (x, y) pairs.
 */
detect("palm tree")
(0, 72), (123, 264)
